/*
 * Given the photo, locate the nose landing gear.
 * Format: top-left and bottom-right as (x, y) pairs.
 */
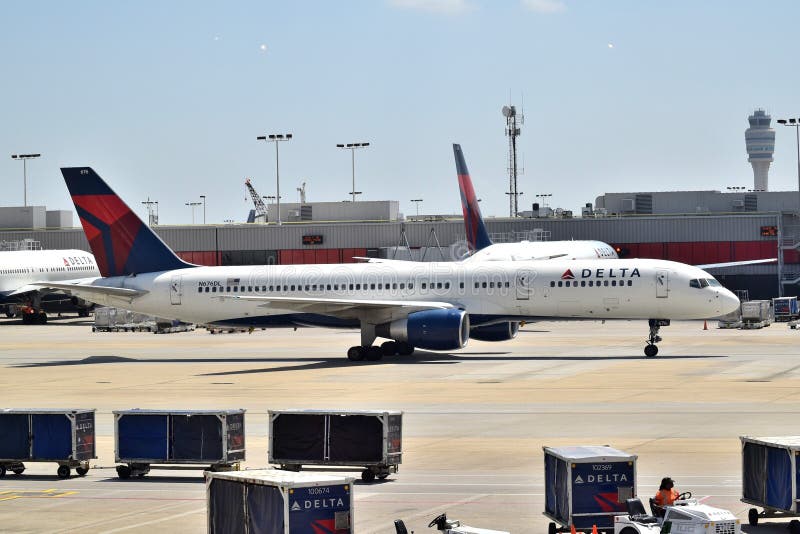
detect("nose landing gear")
(645, 319), (670, 357)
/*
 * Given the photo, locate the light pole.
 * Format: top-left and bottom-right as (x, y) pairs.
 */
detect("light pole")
(11, 153), (40, 207)
(777, 118), (800, 212)
(199, 195), (206, 224)
(142, 198), (159, 226)
(257, 134), (292, 225)
(410, 198), (423, 217)
(336, 142), (370, 203)
(186, 201), (201, 224)
(536, 193), (552, 209)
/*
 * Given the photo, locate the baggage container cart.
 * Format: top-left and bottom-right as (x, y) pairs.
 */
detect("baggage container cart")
(114, 409), (245, 478)
(543, 445), (637, 534)
(269, 409), (402, 482)
(774, 297), (799, 322)
(741, 300), (773, 329)
(206, 469), (353, 534)
(717, 306), (742, 329)
(741, 436), (800, 532)
(0, 408), (95, 478)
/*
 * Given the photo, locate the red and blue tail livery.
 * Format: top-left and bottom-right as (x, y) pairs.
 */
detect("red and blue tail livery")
(61, 167), (193, 277)
(453, 144), (492, 252)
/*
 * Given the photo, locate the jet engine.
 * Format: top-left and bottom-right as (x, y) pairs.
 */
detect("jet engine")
(469, 321), (519, 342)
(376, 309), (469, 351)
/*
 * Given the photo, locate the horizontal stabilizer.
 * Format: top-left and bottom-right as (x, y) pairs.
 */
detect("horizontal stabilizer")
(33, 281), (148, 307)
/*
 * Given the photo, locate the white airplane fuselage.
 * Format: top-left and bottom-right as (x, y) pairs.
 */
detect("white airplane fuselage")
(465, 240), (618, 262)
(79, 258), (738, 328)
(0, 249), (99, 297)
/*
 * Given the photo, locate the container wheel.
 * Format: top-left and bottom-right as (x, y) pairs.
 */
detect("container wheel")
(748, 508), (758, 526)
(547, 522), (556, 534)
(57, 465), (70, 479)
(76, 467), (88, 476)
(377, 473), (389, 480)
(361, 469), (376, 483)
(790, 519), (800, 534)
(12, 467), (24, 475)
(0, 465), (6, 478)
(116, 465), (132, 479)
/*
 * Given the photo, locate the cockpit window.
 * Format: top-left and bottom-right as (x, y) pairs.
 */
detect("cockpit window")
(690, 278), (720, 288)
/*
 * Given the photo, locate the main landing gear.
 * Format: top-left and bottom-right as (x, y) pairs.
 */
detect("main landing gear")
(645, 319), (670, 357)
(347, 341), (414, 362)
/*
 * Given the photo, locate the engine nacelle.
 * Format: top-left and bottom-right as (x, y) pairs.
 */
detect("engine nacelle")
(376, 309), (469, 351)
(70, 297), (94, 310)
(469, 322), (519, 342)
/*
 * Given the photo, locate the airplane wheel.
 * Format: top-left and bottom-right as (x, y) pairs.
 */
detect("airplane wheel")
(381, 341), (398, 356)
(366, 346), (383, 361)
(347, 346), (364, 361)
(644, 344), (658, 357)
(619, 528), (638, 534)
(57, 465), (70, 479)
(748, 508), (758, 526)
(547, 523), (556, 534)
(396, 342), (414, 356)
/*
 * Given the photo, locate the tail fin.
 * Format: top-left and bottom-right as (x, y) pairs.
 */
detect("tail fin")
(453, 144), (492, 251)
(61, 167), (194, 277)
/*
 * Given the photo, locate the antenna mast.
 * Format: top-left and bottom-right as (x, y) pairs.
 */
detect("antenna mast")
(503, 103), (524, 217)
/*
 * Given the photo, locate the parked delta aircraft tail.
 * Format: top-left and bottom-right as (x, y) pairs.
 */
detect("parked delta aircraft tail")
(44, 165), (740, 360)
(453, 144), (618, 261)
(454, 144), (492, 252)
(64, 168), (193, 277)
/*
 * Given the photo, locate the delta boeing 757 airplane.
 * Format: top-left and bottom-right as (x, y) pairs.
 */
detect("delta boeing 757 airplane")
(40, 166), (739, 360)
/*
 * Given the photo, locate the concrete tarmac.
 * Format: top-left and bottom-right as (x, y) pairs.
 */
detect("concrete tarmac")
(0, 316), (798, 532)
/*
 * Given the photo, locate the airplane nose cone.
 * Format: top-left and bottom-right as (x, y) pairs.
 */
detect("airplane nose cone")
(719, 288), (740, 315)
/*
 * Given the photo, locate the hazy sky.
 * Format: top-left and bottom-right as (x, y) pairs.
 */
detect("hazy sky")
(2, 0), (800, 224)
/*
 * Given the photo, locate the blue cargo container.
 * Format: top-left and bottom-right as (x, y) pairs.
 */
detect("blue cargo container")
(114, 409), (245, 478)
(206, 469), (353, 534)
(543, 445), (637, 534)
(0, 409), (95, 478)
(268, 409), (402, 482)
(741, 436), (800, 530)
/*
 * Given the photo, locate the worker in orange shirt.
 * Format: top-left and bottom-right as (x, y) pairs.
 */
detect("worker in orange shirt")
(654, 477), (680, 507)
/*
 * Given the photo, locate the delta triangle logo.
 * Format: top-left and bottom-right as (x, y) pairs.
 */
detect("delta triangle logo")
(291, 501), (302, 512)
(575, 475), (584, 484)
(561, 269), (575, 280)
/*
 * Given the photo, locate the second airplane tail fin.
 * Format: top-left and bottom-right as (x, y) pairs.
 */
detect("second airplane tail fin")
(453, 144), (492, 252)
(61, 167), (194, 277)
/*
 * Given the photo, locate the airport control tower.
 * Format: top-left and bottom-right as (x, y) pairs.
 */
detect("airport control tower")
(745, 109), (775, 191)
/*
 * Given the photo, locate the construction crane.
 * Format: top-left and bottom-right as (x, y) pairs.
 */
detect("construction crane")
(245, 178), (268, 223)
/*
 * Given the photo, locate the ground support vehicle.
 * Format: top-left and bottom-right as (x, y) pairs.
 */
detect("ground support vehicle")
(543, 445), (637, 533)
(613, 496), (740, 533)
(0, 409), (95, 478)
(774, 297), (799, 322)
(741, 436), (800, 533)
(269, 409), (402, 482)
(114, 409), (245, 478)
(206, 469), (353, 533)
(717, 307), (742, 329)
(394, 513), (510, 534)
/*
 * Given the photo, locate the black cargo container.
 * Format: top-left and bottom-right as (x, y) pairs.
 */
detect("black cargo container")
(113, 409), (245, 478)
(268, 410), (402, 482)
(0, 408), (95, 478)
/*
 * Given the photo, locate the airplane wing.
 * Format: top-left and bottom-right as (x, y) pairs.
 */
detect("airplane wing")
(219, 294), (455, 323)
(697, 258), (777, 270)
(32, 281), (148, 307)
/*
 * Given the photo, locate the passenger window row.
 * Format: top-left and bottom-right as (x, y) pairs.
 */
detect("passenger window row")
(550, 280), (633, 288)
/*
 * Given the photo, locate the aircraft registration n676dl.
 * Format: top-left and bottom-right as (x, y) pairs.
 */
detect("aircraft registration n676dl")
(41, 167), (740, 362)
